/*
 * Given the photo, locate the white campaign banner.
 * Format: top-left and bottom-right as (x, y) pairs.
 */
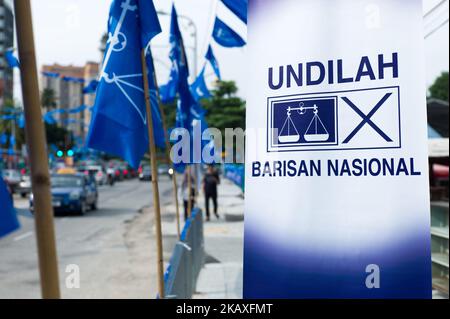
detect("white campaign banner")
(244, 0), (431, 298)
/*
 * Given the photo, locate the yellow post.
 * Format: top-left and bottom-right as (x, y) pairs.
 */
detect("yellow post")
(13, 0), (61, 299)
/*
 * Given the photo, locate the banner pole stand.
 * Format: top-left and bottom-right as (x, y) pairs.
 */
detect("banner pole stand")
(14, 0), (61, 299)
(149, 57), (181, 239)
(141, 49), (165, 299)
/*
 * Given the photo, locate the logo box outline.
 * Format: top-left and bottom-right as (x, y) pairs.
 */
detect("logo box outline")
(266, 86), (402, 153)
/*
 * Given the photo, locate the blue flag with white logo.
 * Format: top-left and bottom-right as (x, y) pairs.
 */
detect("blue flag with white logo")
(5, 49), (20, 68)
(222, 0), (248, 24)
(190, 67), (212, 101)
(213, 17), (246, 48)
(0, 176), (20, 238)
(86, 0), (164, 168)
(205, 45), (221, 80)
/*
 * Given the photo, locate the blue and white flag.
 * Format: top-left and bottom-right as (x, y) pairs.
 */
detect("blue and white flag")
(86, 0), (164, 168)
(222, 0), (248, 24)
(190, 67), (212, 101)
(5, 49), (20, 68)
(213, 17), (246, 48)
(0, 176), (20, 238)
(83, 80), (99, 94)
(205, 45), (221, 80)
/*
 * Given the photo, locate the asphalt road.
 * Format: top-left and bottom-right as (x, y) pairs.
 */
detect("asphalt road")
(0, 177), (173, 299)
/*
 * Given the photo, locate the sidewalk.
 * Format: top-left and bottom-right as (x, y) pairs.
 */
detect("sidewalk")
(193, 179), (244, 299)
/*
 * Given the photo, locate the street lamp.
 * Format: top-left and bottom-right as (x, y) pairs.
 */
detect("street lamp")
(156, 10), (198, 78)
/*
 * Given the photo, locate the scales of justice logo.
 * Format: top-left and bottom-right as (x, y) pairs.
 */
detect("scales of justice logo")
(269, 96), (338, 149)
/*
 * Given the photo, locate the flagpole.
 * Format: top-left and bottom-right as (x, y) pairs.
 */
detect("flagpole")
(13, 0), (61, 299)
(149, 57), (181, 239)
(187, 165), (193, 218)
(141, 49), (165, 299)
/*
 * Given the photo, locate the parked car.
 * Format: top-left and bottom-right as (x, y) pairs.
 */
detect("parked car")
(139, 165), (152, 181)
(16, 175), (32, 198)
(30, 173), (98, 215)
(1, 169), (21, 194)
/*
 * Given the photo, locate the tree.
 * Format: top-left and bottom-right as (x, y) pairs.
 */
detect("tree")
(41, 88), (57, 110)
(429, 71), (449, 102)
(201, 80), (246, 132)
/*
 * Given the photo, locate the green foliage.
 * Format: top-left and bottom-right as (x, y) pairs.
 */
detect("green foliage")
(202, 80), (246, 132)
(41, 88), (57, 109)
(161, 80), (246, 133)
(429, 71), (449, 102)
(45, 123), (73, 149)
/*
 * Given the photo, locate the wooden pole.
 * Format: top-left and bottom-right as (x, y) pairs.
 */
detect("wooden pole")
(149, 58), (181, 239)
(187, 165), (193, 218)
(141, 50), (165, 298)
(13, 0), (61, 299)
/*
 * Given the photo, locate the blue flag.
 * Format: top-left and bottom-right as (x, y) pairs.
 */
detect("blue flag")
(83, 80), (99, 94)
(0, 133), (8, 145)
(205, 45), (221, 80)
(18, 114), (25, 129)
(62, 76), (85, 84)
(42, 72), (60, 78)
(190, 67), (212, 101)
(159, 66), (179, 104)
(43, 111), (57, 125)
(222, 0), (248, 24)
(5, 49), (20, 68)
(0, 176), (19, 238)
(169, 5), (193, 131)
(213, 17), (246, 48)
(68, 104), (87, 114)
(86, 0), (164, 168)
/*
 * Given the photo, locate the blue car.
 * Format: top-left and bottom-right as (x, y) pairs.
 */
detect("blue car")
(30, 174), (98, 215)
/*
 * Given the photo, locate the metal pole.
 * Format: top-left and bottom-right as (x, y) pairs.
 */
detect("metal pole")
(149, 57), (181, 239)
(13, 0), (61, 299)
(141, 50), (165, 298)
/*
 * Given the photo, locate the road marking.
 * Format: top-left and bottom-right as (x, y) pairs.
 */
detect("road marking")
(13, 231), (34, 242)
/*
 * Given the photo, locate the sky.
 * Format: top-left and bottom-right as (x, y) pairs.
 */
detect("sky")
(11, 0), (450, 101)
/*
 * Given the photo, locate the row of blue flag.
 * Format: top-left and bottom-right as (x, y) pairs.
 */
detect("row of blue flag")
(85, 0), (247, 171)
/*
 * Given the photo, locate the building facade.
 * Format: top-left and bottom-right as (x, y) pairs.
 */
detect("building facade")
(0, 0), (14, 106)
(41, 62), (99, 141)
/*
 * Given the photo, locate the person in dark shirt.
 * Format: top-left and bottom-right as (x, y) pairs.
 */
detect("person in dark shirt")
(202, 166), (220, 221)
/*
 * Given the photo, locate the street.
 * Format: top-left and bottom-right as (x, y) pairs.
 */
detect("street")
(0, 177), (175, 299)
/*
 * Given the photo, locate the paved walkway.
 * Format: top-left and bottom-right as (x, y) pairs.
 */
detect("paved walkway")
(193, 179), (244, 299)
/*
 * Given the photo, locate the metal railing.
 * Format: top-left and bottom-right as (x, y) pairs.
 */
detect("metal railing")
(163, 207), (204, 299)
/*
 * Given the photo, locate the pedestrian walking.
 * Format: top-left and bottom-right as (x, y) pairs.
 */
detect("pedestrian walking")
(181, 169), (196, 221)
(203, 165), (220, 221)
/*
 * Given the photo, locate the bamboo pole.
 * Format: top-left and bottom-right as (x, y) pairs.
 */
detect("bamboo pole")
(149, 58), (181, 239)
(187, 165), (193, 218)
(141, 50), (165, 298)
(13, 0), (61, 299)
